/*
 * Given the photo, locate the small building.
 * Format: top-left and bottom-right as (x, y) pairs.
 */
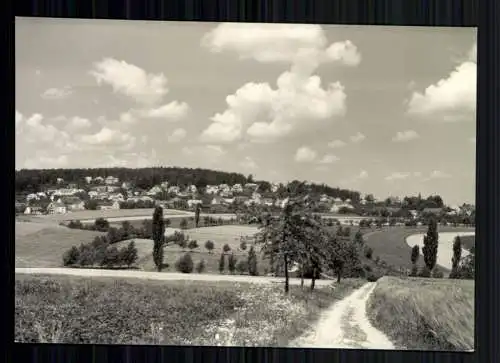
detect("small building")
(187, 199), (203, 208)
(211, 196), (223, 205)
(60, 197), (85, 211)
(47, 201), (67, 214)
(84, 176), (93, 184)
(105, 176), (119, 185)
(24, 206), (44, 215)
(98, 200), (120, 210)
(231, 184), (243, 193)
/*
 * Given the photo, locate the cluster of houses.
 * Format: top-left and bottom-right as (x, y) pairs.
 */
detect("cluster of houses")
(15, 175), (475, 220)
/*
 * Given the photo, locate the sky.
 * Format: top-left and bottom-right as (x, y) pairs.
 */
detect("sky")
(15, 18), (477, 205)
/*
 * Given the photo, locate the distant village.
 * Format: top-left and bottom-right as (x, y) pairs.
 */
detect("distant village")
(15, 174), (475, 226)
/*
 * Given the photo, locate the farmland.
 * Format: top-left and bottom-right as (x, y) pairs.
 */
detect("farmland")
(366, 276), (474, 351)
(15, 273), (365, 346)
(32, 208), (191, 222)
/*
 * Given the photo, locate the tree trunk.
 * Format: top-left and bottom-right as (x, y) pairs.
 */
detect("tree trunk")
(300, 263), (304, 288)
(310, 267), (316, 291)
(336, 267), (341, 283)
(284, 254), (289, 294)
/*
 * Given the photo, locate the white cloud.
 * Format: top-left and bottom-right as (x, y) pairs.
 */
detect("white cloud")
(407, 43), (476, 120)
(358, 170), (368, 179)
(327, 139), (346, 148)
(239, 156), (258, 170)
(68, 116), (91, 129)
(200, 23), (360, 143)
(423, 170), (452, 182)
(294, 146), (317, 163)
(317, 154), (339, 164)
(385, 172), (411, 182)
(24, 154), (69, 169)
(181, 147), (194, 156)
(89, 58), (168, 105)
(79, 127), (136, 150)
(144, 101), (189, 121)
(120, 111), (136, 124)
(350, 132), (366, 143)
(167, 128), (187, 143)
(392, 130), (420, 142)
(41, 86), (73, 100)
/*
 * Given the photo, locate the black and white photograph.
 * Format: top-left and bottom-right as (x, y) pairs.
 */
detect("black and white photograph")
(15, 18), (476, 351)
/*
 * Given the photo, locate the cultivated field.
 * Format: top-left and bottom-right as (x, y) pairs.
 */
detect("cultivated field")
(363, 227), (475, 271)
(15, 221), (105, 268)
(15, 274), (365, 346)
(366, 276), (474, 351)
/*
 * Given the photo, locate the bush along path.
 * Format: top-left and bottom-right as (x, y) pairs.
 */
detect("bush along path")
(289, 282), (395, 349)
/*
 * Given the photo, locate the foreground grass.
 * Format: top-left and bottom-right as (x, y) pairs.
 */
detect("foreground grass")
(15, 274), (364, 346)
(366, 276), (474, 351)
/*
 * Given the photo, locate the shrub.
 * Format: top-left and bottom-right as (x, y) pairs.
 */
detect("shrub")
(239, 241), (247, 251)
(175, 253), (194, 273)
(228, 254), (237, 274)
(223, 244), (231, 253)
(410, 265), (419, 277)
(179, 218), (188, 229)
(236, 260), (249, 274)
(188, 240), (199, 251)
(195, 259), (206, 273)
(103, 246), (120, 268)
(432, 267), (444, 279)
(364, 246), (373, 259)
(94, 217), (110, 232)
(178, 237), (188, 250)
(205, 240), (215, 253)
(374, 256), (380, 265)
(120, 240), (138, 267)
(78, 243), (95, 266)
(418, 265), (432, 278)
(366, 271), (382, 282)
(62, 246), (80, 266)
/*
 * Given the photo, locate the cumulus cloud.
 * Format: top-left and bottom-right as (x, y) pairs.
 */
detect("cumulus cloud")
(392, 130), (420, 142)
(200, 23), (360, 143)
(385, 172), (411, 182)
(327, 139), (346, 148)
(317, 154), (339, 164)
(167, 128), (187, 143)
(294, 146), (317, 163)
(427, 170), (452, 180)
(41, 86), (73, 100)
(68, 116), (91, 129)
(79, 127), (136, 150)
(89, 58), (168, 105)
(120, 111), (136, 124)
(144, 101), (189, 121)
(239, 156), (258, 170)
(407, 43), (476, 120)
(350, 132), (366, 143)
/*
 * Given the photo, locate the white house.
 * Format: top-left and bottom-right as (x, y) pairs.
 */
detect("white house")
(168, 186), (180, 194)
(26, 193), (39, 202)
(105, 176), (119, 185)
(147, 186), (163, 196)
(244, 183), (258, 191)
(24, 206), (43, 215)
(231, 184), (243, 193)
(84, 176), (93, 184)
(211, 196), (223, 205)
(56, 178), (64, 184)
(206, 185), (219, 194)
(218, 184), (230, 193)
(47, 201), (67, 214)
(94, 176), (104, 184)
(187, 185), (197, 193)
(98, 200), (121, 210)
(187, 199), (203, 208)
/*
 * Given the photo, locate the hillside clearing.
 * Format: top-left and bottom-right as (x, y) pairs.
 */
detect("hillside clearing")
(16, 227), (105, 268)
(31, 208), (190, 222)
(15, 274), (364, 346)
(366, 276), (474, 351)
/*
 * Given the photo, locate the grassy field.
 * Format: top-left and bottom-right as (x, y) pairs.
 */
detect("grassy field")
(116, 225), (265, 273)
(16, 222), (105, 268)
(363, 227), (475, 271)
(32, 208), (190, 222)
(366, 276), (474, 351)
(15, 274), (365, 346)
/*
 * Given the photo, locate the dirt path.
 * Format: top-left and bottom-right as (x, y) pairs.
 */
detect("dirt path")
(14, 267), (333, 287)
(290, 282), (394, 349)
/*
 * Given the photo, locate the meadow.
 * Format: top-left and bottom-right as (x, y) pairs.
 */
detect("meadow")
(33, 208), (190, 222)
(15, 221), (105, 268)
(366, 276), (474, 351)
(15, 274), (365, 346)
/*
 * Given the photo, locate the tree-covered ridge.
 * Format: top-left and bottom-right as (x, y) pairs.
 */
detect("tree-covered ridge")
(15, 167), (361, 202)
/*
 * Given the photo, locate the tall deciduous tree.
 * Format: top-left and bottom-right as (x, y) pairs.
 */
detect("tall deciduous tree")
(195, 204), (201, 228)
(152, 206), (165, 271)
(450, 236), (462, 278)
(422, 218), (439, 273)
